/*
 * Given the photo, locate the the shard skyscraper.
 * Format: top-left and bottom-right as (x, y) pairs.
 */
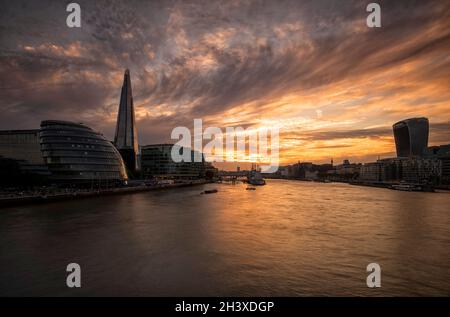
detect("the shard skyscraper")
(114, 69), (139, 174)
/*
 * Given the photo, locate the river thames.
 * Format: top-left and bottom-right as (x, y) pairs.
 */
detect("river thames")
(0, 180), (449, 296)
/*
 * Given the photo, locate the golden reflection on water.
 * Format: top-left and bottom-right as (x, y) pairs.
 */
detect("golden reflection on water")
(0, 179), (449, 296)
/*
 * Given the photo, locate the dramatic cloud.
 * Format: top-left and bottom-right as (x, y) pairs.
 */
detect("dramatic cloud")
(0, 0), (449, 164)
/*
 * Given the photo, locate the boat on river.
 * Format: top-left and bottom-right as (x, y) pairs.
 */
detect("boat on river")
(390, 183), (434, 192)
(202, 189), (218, 194)
(247, 170), (266, 186)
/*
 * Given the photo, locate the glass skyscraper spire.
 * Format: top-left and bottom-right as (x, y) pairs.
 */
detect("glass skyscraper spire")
(114, 69), (139, 173)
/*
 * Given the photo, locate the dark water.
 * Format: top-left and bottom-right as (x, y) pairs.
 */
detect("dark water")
(1, 180), (449, 296)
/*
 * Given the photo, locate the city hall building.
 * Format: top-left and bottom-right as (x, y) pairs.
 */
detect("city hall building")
(0, 120), (128, 185)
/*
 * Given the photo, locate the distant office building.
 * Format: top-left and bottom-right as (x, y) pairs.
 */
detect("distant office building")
(424, 144), (450, 185)
(400, 157), (441, 184)
(0, 121), (128, 185)
(286, 162), (301, 178)
(334, 160), (362, 177)
(141, 144), (206, 179)
(393, 117), (429, 157)
(304, 170), (319, 180)
(0, 129), (49, 176)
(278, 166), (289, 177)
(360, 157), (441, 184)
(280, 162), (334, 179)
(359, 162), (382, 182)
(289, 162), (312, 178)
(377, 158), (402, 181)
(204, 162), (219, 179)
(114, 69), (140, 174)
(0, 129), (42, 163)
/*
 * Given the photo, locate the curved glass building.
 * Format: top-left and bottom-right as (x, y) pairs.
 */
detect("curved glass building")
(40, 120), (128, 183)
(393, 117), (429, 158)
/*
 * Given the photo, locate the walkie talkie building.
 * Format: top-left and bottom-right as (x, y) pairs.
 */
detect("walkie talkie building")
(393, 117), (429, 157)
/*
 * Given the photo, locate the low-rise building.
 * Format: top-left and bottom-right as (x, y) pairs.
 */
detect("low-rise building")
(424, 144), (450, 185)
(140, 144), (206, 180)
(334, 160), (362, 177)
(0, 129), (49, 176)
(360, 157), (441, 184)
(359, 162), (382, 182)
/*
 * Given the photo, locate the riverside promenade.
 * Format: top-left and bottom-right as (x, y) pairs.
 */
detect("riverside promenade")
(0, 179), (209, 207)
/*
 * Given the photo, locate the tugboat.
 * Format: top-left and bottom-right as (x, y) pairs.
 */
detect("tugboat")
(247, 165), (266, 186)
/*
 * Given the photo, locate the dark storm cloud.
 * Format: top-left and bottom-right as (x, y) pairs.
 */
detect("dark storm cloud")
(0, 0), (449, 148)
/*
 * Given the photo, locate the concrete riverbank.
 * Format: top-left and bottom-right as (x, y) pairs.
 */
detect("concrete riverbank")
(264, 176), (449, 192)
(0, 180), (210, 208)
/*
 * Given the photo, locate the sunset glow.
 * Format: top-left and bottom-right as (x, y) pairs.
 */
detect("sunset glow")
(1, 1), (449, 167)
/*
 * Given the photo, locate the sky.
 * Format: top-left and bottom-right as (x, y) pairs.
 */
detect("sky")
(0, 0), (449, 167)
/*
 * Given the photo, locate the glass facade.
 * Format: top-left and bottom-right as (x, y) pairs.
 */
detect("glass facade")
(40, 120), (128, 183)
(393, 117), (429, 157)
(424, 144), (450, 185)
(141, 144), (205, 179)
(0, 130), (44, 164)
(114, 69), (139, 173)
(360, 157), (441, 184)
(0, 129), (50, 176)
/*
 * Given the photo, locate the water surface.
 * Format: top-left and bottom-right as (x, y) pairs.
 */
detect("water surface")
(1, 180), (449, 296)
